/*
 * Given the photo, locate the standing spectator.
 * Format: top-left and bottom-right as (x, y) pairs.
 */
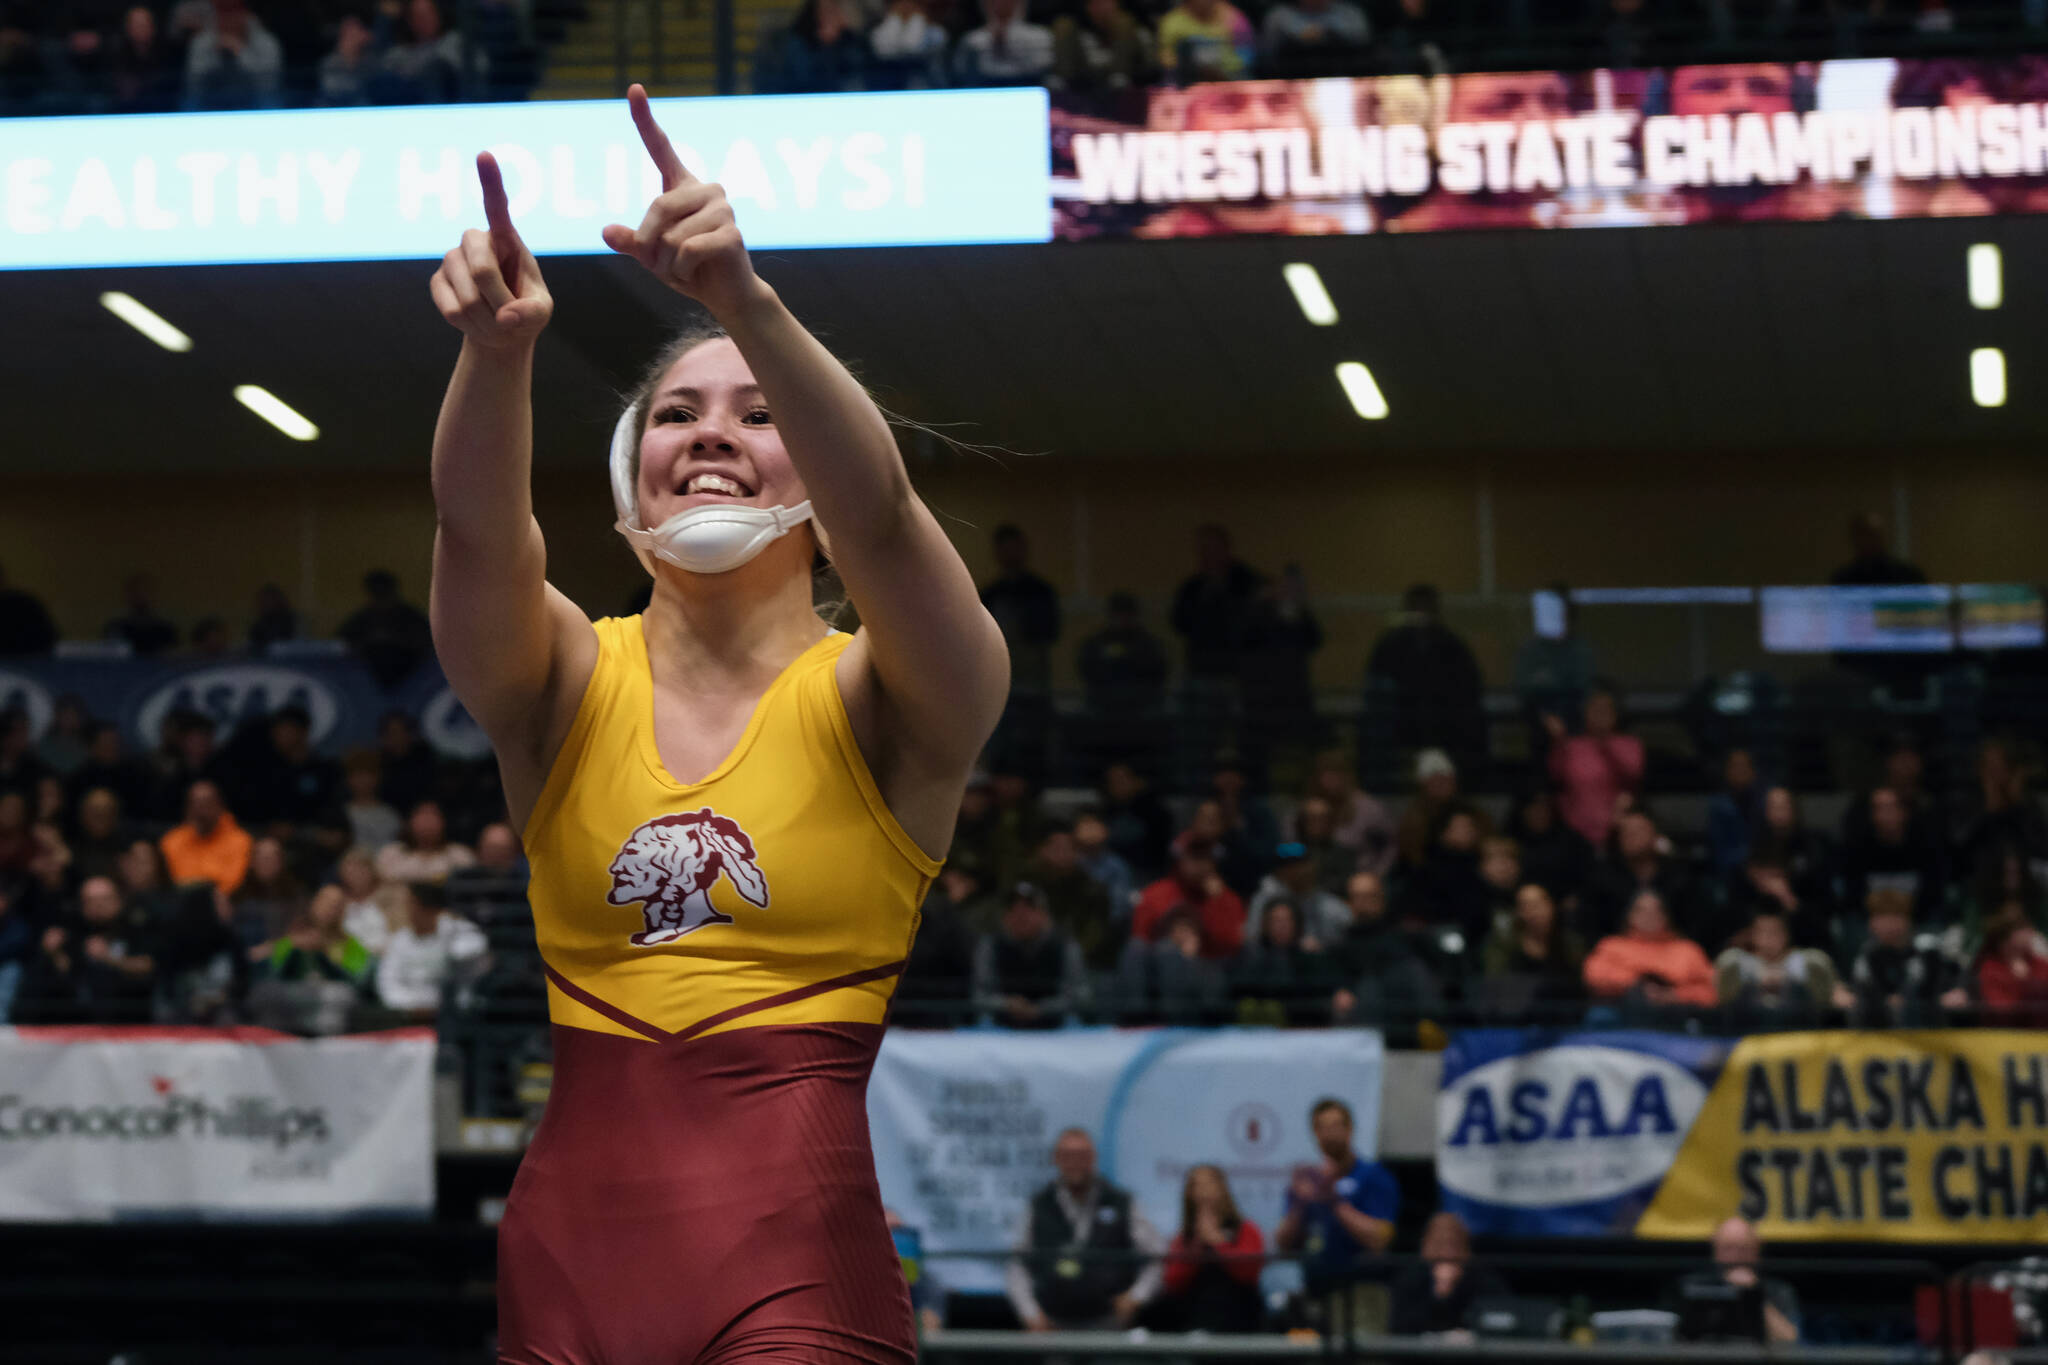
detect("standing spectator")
(1078, 591), (1170, 718)
(1097, 761), (1173, 879)
(1170, 524), (1265, 685)
(1275, 1098), (1399, 1334)
(375, 710), (440, 813)
(108, 3), (181, 113)
(972, 881), (1090, 1028)
(35, 696), (91, 777)
(1478, 882), (1585, 1022)
(0, 561), (58, 656)
(1072, 811), (1136, 928)
(1230, 898), (1339, 1026)
(1021, 821), (1115, 965)
(1329, 871), (1440, 1027)
(1051, 0), (1150, 90)
(25, 875), (156, 1023)
(317, 10), (378, 104)
(230, 835), (306, 949)
(159, 780), (252, 895)
(1390, 1212), (1510, 1336)
(247, 582), (300, 651)
(1156, 0), (1254, 79)
(376, 800), (475, 884)
(1585, 809), (1697, 942)
(103, 571), (178, 657)
(1840, 787), (1948, 927)
(1239, 566), (1324, 769)
(1583, 889), (1716, 1018)
(339, 571), (433, 689)
(1367, 584), (1485, 768)
(1705, 748), (1763, 877)
(1008, 1128), (1163, 1330)
(1503, 788), (1595, 911)
(1159, 1165), (1265, 1332)
(1305, 750), (1396, 877)
(1248, 842), (1350, 946)
(189, 617), (231, 656)
(1132, 846), (1245, 959)
(1675, 1219), (1800, 1344)
(181, 0), (282, 109)
(898, 862), (985, 1025)
(1261, 0), (1368, 69)
(758, 0), (868, 93)
(1715, 907), (1846, 1030)
(1974, 904), (2048, 1026)
(1544, 683), (1644, 851)
(954, 0), (1054, 84)
(374, 882), (488, 1014)
(1830, 511), (1924, 586)
(338, 750), (402, 854)
(1512, 584), (1595, 722)
(869, 0), (945, 86)
(1847, 887), (1968, 1027)
(981, 524), (1060, 781)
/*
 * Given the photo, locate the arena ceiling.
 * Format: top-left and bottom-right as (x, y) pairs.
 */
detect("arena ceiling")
(7, 213), (2047, 473)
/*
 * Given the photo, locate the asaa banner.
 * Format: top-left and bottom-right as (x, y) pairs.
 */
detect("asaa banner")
(868, 1028), (1384, 1292)
(0, 1026), (435, 1221)
(1439, 1028), (2048, 1241)
(1053, 57), (2048, 239)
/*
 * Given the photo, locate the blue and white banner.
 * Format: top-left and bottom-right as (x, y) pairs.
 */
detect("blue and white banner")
(1436, 1029), (1728, 1238)
(867, 1027), (1384, 1293)
(1, 88), (1052, 270)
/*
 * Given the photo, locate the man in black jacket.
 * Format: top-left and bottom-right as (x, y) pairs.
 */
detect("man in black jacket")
(1007, 1127), (1164, 1330)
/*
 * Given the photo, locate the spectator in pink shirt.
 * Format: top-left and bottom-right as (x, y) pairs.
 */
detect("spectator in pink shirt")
(1544, 684), (1644, 850)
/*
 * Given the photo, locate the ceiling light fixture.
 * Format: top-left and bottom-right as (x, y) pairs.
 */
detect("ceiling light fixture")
(1970, 348), (2007, 408)
(234, 384), (321, 440)
(1283, 263), (1339, 326)
(1968, 244), (2002, 310)
(99, 291), (193, 352)
(1335, 361), (1388, 420)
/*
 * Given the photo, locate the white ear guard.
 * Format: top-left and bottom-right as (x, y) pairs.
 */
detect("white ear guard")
(609, 407), (654, 574)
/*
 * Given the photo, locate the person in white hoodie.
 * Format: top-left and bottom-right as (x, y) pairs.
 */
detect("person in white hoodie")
(870, 0), (947, 85)
(375, 881), (489, 1014)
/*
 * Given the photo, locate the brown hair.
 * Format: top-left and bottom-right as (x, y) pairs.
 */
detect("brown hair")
(1178, 1163), (1243, 1243)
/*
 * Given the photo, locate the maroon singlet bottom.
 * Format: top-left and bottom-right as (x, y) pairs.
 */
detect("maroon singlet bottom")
(497, 1020), (917, 1365)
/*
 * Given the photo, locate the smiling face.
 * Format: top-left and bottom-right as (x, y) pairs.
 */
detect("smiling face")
(634, 339), (810, 536)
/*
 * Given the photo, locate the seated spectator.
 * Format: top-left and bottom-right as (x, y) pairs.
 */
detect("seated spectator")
(114, 838), (182, 926)
(68, 787), (131, 884)
(1330, 871), (1441, 1028)
(375, 710), (440, 812)
(1275, 1097), (1398, 1333)
(1078, 591), (1170, 719)
(450, 821), (529, 894)
(1207, 755), (1280, 880)
(1478, 883), (1585, 1023)
(1705, 748), (1763, 877)
(1260, 0), (1368, 69)
(317, 10), (377, 104)
(1072, 810), (1136, 928)
(972, 881), (1090, 1028)
(1156, 0), (1253, 80)
(1022, 821), (1115, 965)
(1974, 903), (2048, 1027)
(899, 862), (987, 1026)
(1172, 796), (1263, 897)
(1476, 834), (1522, 930)
(1841, 786), (1948, 927)
(759, 0), (868, 93)
(1584, 889), (1716, 1017)
(155, 882), (246, 1023)
(1401, 807), (1490, 943)
(0, 881), (26, 1022)
(1051, 0), (1150, 91)
(247, 582), (300, 651)
(1118, 906), (1229, 1023)
(954, 0), (1053, 85)
(1248, 842), (1349, 947)
(1394, 748), (1484, 873)
(374, 0), (475, 104)
(1585, 809), (1698, 943)
(1842, 733), (1943, 850)
(1544, 683), (1644, 852)
(1132, 846), (1245, 959)
(36, 694), (90, 777)
(65, 723), (151, 821)
(1956, 736), (2048, 891)
(987, 769), (1045, 878)
(0, 561), (59, 657)
(230, 835), (305, 949)
(1008, 1127), (1162, 1330)
(374, 882), (487, 1014)
(1230, 898), (1339, 1026)
(0, 709), (50, 797)
(235, 704), (344, 844)
(1390, 1211), (1509, 1337)
(0, 790), (36, 883)
(1746, 786), (1835, 944)
(1725, 856), (1826, 959)
(1714, 907), (1845, 1030)
(869, 0), (946, 87)
(249, 885), (373, 1034)
(159, 779), (253, 895)
(1307, 749), (1396, 877)
(23, 875), (156, 1024)
(189, 616), (231, 656)
(1848, 888), (1968, 1027)
(1674, 1218), (1799, 1344)
(1097, 761), (1173, 880)
(340, 570), (433, 688)
(1504, 786), (1596, 911)
(1377, 0), (1448, 74)
(950, 775), (1009, 889)
(1159, 1164), (1264, 1332)
(338, 749), (402, 854)
(336, 846), (399, 952)
(181, 0), (281, 110)
(146, 711), (225, 821)
(376, 800), (476, 884)
(1367, 584), (1484, 768)
(1288, 794), (1364, 895)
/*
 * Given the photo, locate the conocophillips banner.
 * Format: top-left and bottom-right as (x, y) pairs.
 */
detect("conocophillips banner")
(1438, 1029), (2048, 1242)
(0, 1026), (435, 1221)
(868, 1028), (1383, 1292)
(1053, 57), (2048, 238)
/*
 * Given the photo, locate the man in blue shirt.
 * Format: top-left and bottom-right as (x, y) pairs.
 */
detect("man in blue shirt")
(1275, 1097), (1399, 1336)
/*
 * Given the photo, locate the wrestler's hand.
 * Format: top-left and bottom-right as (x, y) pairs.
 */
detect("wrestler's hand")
(430, 152), (553, 351)
(602, 83), (766, 321)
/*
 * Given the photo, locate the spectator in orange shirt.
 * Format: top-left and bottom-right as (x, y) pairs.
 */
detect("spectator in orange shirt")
(1132, 846), (1246, 959)
(158, 780), (253, 895)
(1583, 889), (1715, 1018)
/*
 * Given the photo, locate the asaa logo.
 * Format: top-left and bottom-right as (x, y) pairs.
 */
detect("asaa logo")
(134, 665), (342, 749)
(1435, 1044), (1708, 1209)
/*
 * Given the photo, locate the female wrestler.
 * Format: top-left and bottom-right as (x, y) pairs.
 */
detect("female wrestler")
(426, 87), (1009, 1365)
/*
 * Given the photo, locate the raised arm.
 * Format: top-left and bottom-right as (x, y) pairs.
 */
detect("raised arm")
(427, 153), (594, 814)
(601, 88), (1008, 786)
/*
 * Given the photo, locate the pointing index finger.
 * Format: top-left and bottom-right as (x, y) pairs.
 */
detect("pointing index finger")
(628, 83), (693, 191)
(477, 151), (519, 252)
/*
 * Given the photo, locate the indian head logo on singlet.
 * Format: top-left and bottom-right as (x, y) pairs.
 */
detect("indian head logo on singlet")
(606, 808), (770, 946)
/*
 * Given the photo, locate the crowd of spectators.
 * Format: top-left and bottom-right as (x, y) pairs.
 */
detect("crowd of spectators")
(0, 0), (534, 116)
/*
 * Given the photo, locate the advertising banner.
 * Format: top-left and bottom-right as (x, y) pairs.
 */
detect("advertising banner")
(0, 1025), (435, 1221)
(868, 1027), (1384, 1292)
(1, 88), (1052, 269)
(1053, 58), (2048, 239)
(1439, 1028), (2048, 1242)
